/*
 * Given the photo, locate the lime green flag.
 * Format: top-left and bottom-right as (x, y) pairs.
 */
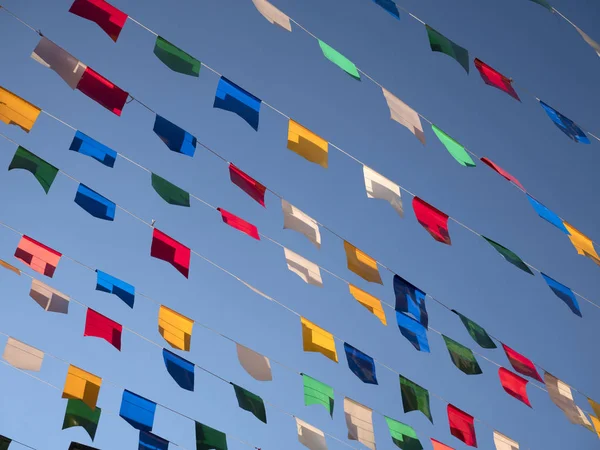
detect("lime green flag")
(62, 399), (102, 440)
(154, 36), (201, 77)
(431, 125), (475, 167)
(385, 416), (423, 450)
(151, 173), (190, 207)
(442, 335), (482, 375)
(318, 40), (360, 80)
(302, 373), (334, 417)
(232, 383), (267, 423)
(8, 146), (58, 193)
(453, 310), (496, 349)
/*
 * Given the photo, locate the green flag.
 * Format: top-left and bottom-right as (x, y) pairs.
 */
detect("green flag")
(399, 375), (432, 423)
(431, 125), (475, 167)
(425, 25), (469, 73)
(0, 435), (11, 450)
(62, 399), (102, 440)
(151, 173), (190, 207)
(232, 383), (267, 423)
(483, 236), (533, 275)
(318, 40), (360, 80)
(385, 417), (423, 450)
(154, 36), (201, 77)
(442, 335), (482, 375)
(9, 146), (58, 193)
(302, 373), (334, 417)
(453, 310), (496, 349)
(195, 421), (228, 450)
(529, 0), (553, 11)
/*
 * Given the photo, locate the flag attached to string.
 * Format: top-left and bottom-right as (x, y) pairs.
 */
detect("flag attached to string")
(0, 435), (11, 450)
(232, 383), (267, 423)
(251, 0), (292, 31)
(480, 158), (524, 189)
(426, 25), (469, 73)
(526, 195), (568, 233)
(412, 197), (451, 245)
(545, 372), (591, 426)
(563, 222), (600, 265)
(158, 305), (193, 351)
(431, 125), (475, 167)
(494, 432), (519, 450)
(214, 77), (262, 130)
(96, 270), (135, 308)
(68, 442), (99, 450)
(153, 115), (197, 157)
(196, 422), (228, 450)
(62, 365), (102, 410)
(394, 274), (428, 327)
(343, 241), (382, 284)
(573, 25), (600, 58)
(344, 343), (377, 385)
(363, 166), (403, 217)
(282, 199), (321, 248)
(70, 131), (117, 167)
(301, 317), (338, 362)
(539, 101), (590, 144)
(151, 173), (190, 207)
(396, 312), (429, 352)
(431, 439), (453, 450)
(8, 146), (58, 194)
(385, 416), (423, 450)
(31, 37), (88, 89)
(502, 344), (543, 382)
(76, 68), (129, 116)
(229, 164), (266, 207)
(0, 259), (21, 276)
(302, 374), (334, 417)
(162, 349), (194, 391)
(318, 40), (360, 80)
(84, 308), (122, 350)
(482, 236), (533, 275)
(74, 184), (116, 221)
(540, 273), (581, 317)
(62, 399), (102, 441)
(217, 208), (260, 240)
(3, 337), (44, 371)
(69, 0), (128, 42)
(447, 404), (476, 447)
(498, 367), (531, 407)
(153, 36), (200, 77)
(29, 279), (70, 313)
(139, 432), (168, 450)
(474, 59), (520, 101)
(443, 335), (482, 375)
(236, 343), (272, 381)
(372, 0), (400, 19)
(452, 311), (496, 349)
(348, 284), (386, 325)
(284, 248), (323, 287)
(15, 236), (62, 278)
(287, 119), (329, 168)
(296, 418), (327, 450)
(120, 390), (156, 431)
(528, 0), (553, 10)
(345, 398), (375, 450)
(399, 375), (433, 422)
(381, 88), (425, 144)
(150, 228), (191, 278)
(0, 86), (42, 133)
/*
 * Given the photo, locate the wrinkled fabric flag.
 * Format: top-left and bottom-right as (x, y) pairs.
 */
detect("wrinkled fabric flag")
(545, 372), (590, 426)
(151, 173), (190, 207)
(29, 278), (70, 313)
(284, 248), (323, 287)
(196, 422), (228, 450)
(399, 375), (433, 422)
(447, 404), (477, 447)
(480, 158), (524, 189)
(385, 416), (423, 450)
(453, 310), (496, 349)
(498, 368), (531, 407)
(396, 312), (429, 352)
(345, 398), (375, 450)
(74, 184), (116, 220)
(563, 222), (600, 265)
(150, 228), (191, 278)
(120, 390), (156, 431)
(154, 36), (200, 77)
(432, 124), (475, 167)
(302, 373), (334, 417)
(363, 165), (403, 217)
(70, 131), (117, 167)
(31, 37), (88, 89)
(539, 100), (590, 144)
(474, 59), (520, 101)
(232, 383), (267, 423)
(153, 115), (197, 157)
(381, 88), (424, 144)
(163, 348), (194, 391)
(214, 77), (261, 130)
(139, 431), (168, 450)
(443, 335), (482, 375)
(373, 0), (400, 19)
(69, 442), (99, 450)
(69, 0), (127, 41)
(296, 418), (327, 450)
(483, 236), (533, 275)
(0, 86), (41, 133)
(529, 0), (553, 10)
(251, 0), (292, 31)
(16, 235), (62, 278)
(541, 272), (581, 317)
(0, 435), (11, 450)
(526, 195), (567, 233)
(343, 241), (382, 284)
(62, 365), (102, 410)
(3, 337), (44, 371)
(502, 344), (543, 382)
(282, 199), (321, 248)
(9, 146), (58, 194)
(236, 343), (272, 381)
(318, 40), (360, 80)
(301, 317), (338, 362)
(96, 270), (135, 308)
(0, 259), (21, 276)
(394, 274), (428, 327)
(287, 119), (329, 168)
(63, 399), (102, 441)
(412, 197), (451, 245)
(158, 305), (193, 351)
(76, 67), (129, 116)
(229, 164), (266, 207)
(426, 25), (469, 73)
(493, 432), (519, 450)
(431, 439), (454, 450)
(344, 343), (377, 385)
(217, 208), (260, 240)
(574, 25), (600, 57)
(84, 308), (122, 350)
(348, 284), (386, 325)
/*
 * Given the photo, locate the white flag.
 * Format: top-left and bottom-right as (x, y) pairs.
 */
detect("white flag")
(31, 37), (88, 89)
(284, 248), (323, 287)
(574, 26), (600, 57)
(282, 199), (321, 248)
(236, 343), (272, 381)
(545, 372), (590, 426)
(251, 0), (292, 32)
(382, 87), (425, 144)
(3, 337), (44, 371)
(296, 418), (328, 450)
(29, 278), (70, 314)
(363, 165), (403, 217)
(493, 431), (519, 450)
(344, 397), (375, 450)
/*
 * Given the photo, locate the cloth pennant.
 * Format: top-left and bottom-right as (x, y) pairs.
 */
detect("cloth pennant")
(287, 119), (329, 168)
(344, 398), (375, 450)
(541, 272), (581, 317)
(563, 222), (600, 265)
(151, 173), (190, 207)
(0, 436), (11, 450)
(426, 25), (469, 73)
(363, 165), (403, 217)
(539, 100), (590, 144)
(498, 368), (531, 407)
(343, 241), (382, 284)
(348, 284), (386, 325)
(96, 270), (135, 308)
(453, 311), (496, 349)
(396, 312), (429, 352)
(62, 399), (102, 441)
(62, 365), (102, 411)
(282, 199), (321, 248)
(284, 248), (323, 287)
(381, 88), (425, 144)
(502, 344), (543, 382)
(0, 86), (41, 133)
(301, 317), (338, 362)
(69, 131), (117, 167)
(76, 67), (129, 116)
(29, 278), (70, 313)
(443, 335), (482, 375)
(139, 431), (168, 450)
(399, 375), (433, 422)
(480, 158), (524, 189)
(217, 208), (260, 240)
(68, 442), (99, 450)
(236, 343), (272, 381)
(154, 36), (200, 77)
(344, 343), (377, 385)
(232, 383), (267, 423)
(158, 305), (193, 351)
(431, 125), (475, 167)
(447, 404), (477, 447)
(574, 25), (600, 57)
(251, 0), (292, 31)
(9, 146), (58, 194)
(0, 259), (21, 276)
(385, 416), (423, 449)
(150, 228), (191, 278)
(545, 372), (591, 426)
(529, 0), (553, 10)
(296, 418), (327, 450)
(412, 197), (451, 245)
(482, 236), (533, 275)
(394, 274), (428, 327)
(214, 77), (261, 130)
(15, 236), (62, 278)
(162, 348), (194, 391)
(69, 0), (127, 42)
(372, 0), (400, 19)
(84, 308), (122, 351)
(153, 115), (197, 157)
(120, 390), (156, 431)
(302, 374), (334, 417)
(74, 184), (116, 221)
(3, 337), (44, 371)
(318, 40), (360, 80)
(474, 59), (520, 101)
(431, 439), (454, 450)
(493, 431), (519, 450)
(196, 422), (228, 450)
(31, 37), (88, 89)
(229, 164), (266, 207)
(526, 195), (568, 233)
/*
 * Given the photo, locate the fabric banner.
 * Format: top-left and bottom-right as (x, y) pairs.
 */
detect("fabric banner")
(399, 375), (433, 422)
(287, 119), (329, 168)
(381, 88), (424, 144)
(150, 228), (191, 278)
(526, 195), (568, 233)
(412, 197), (451, 245)
(31, 37), (88, 89)
(284, 248), (323, 287)
(385, 416), (423, 450)
(539, 100), (590, 144)
(453, 311), (496, 349)
(480, 157), (524, 189)
(348, 284), (387, 325)
(158, 305), (194, 351)
(120, 390), (156, 431)
(541, 272), (581, 317)
(431, 125), (475, 167)
(9, 146), (58, 194)
(62, 399), (102, 441)
(302, 373), (334, 417)
(318, 40), (360, 80)
(394, 274), (428, 327)
(502, 344), (543, 382)
(363, 165), (403, 216)
(196, 422), (228, 450)
(474, 59), (520, 101)
(0, 435), (11, 450)
(232, 383), (267, 423)
(74, 184), (116, 220)
(0, 86), (42, 133)
(3, 337), (44, 371)
(0, 259), (21, 276)
(62, 365), (102, 410)
(447, 404), (477, 447)
(29, 278), (70, 313)
(76, 67), (129, 116)
(296, 418), (327, 450)
(431, 439), (454, 450)
(68, 442), (99, 450)
(344, 398), (375, 450)
(214, 77), (262, 130)
(229, 164), (267, 207)
(163, 348), (194, 391)
(69, 0), (128, 41)
(251, 0), (292, 31)
(372, 0), (400, 19)
(529, 0), (553, 10)
(301, 317), (338, 362)
(343, 241), (382, 284)
(70, 131), (117, 167)
(282, 199), (321, 248)
(574, 25), (600, 57)
(16, 235), (62, 278)
(139, 432), (168, 450)
(84, 308), (122, 350)
(236, 343), (272, 381)
(545, 372), (590, 426)
(217, 208), (260, 240)
(443, 335), (482, 375)
(153, 115), (197, 157)
(563, 222), (600, 265)
(154, 36), (201, 77)
(151, 173), (190, 207)
(482, 236), (533, 275)
(493, 431), (519, 450)
(426, 25), (469, 73)
(96, 270), (135, 308)
(396, 312), (429, 352)
(344, 342), (377, 385)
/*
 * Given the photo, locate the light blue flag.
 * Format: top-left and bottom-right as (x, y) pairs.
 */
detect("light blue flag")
(526, 195), (568, 234)
(69, 131), (117, 167)
(120, 390), (156, 432)
(74, 184), (116, 221)
(213, 77), (261, 130)
(372, 0), (400, 19)
(396, 312), (429, 352)
(96, 270), (135, 308)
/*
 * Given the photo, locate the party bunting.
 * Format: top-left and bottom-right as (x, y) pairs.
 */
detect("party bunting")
(3, 337), (44, 371)
(482, 237), (533, 275)
(150, 228), (191, 278)
(396, 312), (430, 352)
(139, 431), (168, 450)
(29, 278), (70, 313)
(8, 146), (58, 194)
(363, 166), (403, 217)
(151, 173), (190, 207)
(529, 0), (553, 10)
(385, 416), (423, 450)
(480, 158), (524, 189)
(302, 374), (334, 417)
(153, 36), (201, 77)
(591, 416), (600, 440)
(498, 368), (531, 407)
(373, 0), (400, 19)
(574, 25), (600, 57)
(545, 372), (590, 426)
(62, 399), (102, 441)
(158, 305), (194, 351)
(453, 311), (496, 349)
(399, 375), (433, 422)
(502, 344), (543, 382)
(69, 0), (127, 41)
(31, 37), (88, 89)
(412, 197), (451, 245)
(348, 284), (386, 325)
(236, 343), (272, 381)
(443, 335), (482, 375)
(74, 184), (116, 221)
(217, 208), (260, 240)
(296, 418), (327, 450)
(447, 404), (477, 447)
(0, 259), (21, 276)
(76, 67), (129, 116)
(526, 196), (567, 233)
(120, 390), (156, 431)
(426, 25), (469, 73)
(251, 0), (292, 31)
(287, 120), (329, 168)
(431, 125), (475, 167)
(62, 365), (102, 410)
(318, 40), (360, 80)
(344, 398), (375, 450)
(232, 383), (267, 423)
(301, 317), (338, 362)
(539, 101), (590, 144)
(16, 236), (61, 278)
(394, 274), (428, 327)
(229, 164), (266, 207)
(343, 241), (382, 284)
(282, 199), (321, 248)
(381, 88), (425, 144)
(153, 115), (197, 157)
(214, 77), (262, 130)
(563, 222), (600, 265)
(163, 349), (194, 391)
(0, 86), (41, 133)
(96, 270), (135, 308)
(344, 343), (377, 385)
(541, 272), (581, 317)
(474, 59), (520, 101)
(0, 436), (11, 450)
(284, 248), (323, 287)
(69, 442), (99, 450)
(493, 432), (519, 450)
(69, 131), (117, 167)
(431, 439), (454, 450)
(84, 308), (122, 350)
(196, 422), (228, 450)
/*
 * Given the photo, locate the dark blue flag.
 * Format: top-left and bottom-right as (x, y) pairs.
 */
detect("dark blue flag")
(526, 195), (568, 234)
(541, 273), (581, 317)
(69, 131), (117, 167)
(120, 390), (156, 432)
(153, 115), (197, 157)
(372, 0), (400, 19)
(74, 184), (116, 221)
(213, 77), (261, 130)
(139, 431), (169, 450)
(96, 270), (135, 308)
(539, 101), (590, 144)
(396, 312), (430, 352)
(394, 274), (428, 328)
(163, 348), (195, 391)
(343, 343), (377, 385)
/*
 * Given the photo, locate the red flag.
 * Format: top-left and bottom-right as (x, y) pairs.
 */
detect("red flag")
(217, 208), (260, 240)
(69, 0), (128, 42)
(84, 308), (122, 350)
(474, 59), (520, 102)
(447, 404), (477, 447)
(431, 439), (454, 450)
(498, 367), (531, 407)
(412, 197), (451, 245)
(14, 235), (62, 278)
(76, 67), (129, 116)
(502, 344), (543, 382)
(480, 158), (524, 190)
(150, 228), (191, 278)
(229, 164), (266, 207)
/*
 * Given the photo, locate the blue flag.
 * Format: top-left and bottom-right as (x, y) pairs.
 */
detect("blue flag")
(69, 131), (117, 167)
(120, 390), (156, 432)
(372, 0), (400, 19)
(343, 343), (377, 385)
(539, 101), (590, 144)
(163, 349), (195, 391)
(74, 184), (116, 221)
(139, 431), (169, 450)
(96, 270), (135, 308)
(394, 274), (428, 328)
(213, 77), (261, 131)
(396, 312), (429, 352)
(541, 273), (581, 317)
(153, 115), (197, 157)
(526, 195), (568, 234)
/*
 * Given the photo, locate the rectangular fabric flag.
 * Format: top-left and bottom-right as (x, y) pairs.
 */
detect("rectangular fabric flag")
(498, 368), (531, 407)
(158, 305), (194, 351)
(0, 86), (41, 133)
(301, 317), (338, 362)
(62, 365), (102, 410)
(163, 348), (195, 391)
(526, 195), (568, 233)
(502, 344), (543, 382)
(120, 390), (156, 431)
(151, 173), (190, 207)
(153, 36), (200, 77)
(9, 146), (58, 194)
(302, 373), (334, 417)
(396, 312), (429, 352)
(62, 399), (101, 441)
(96, 270), (135, 308)
(480, 158), (524, 189)
(232, 383), (267, 423)
(74, 184), (116, 220)
(217, 208), (260, 240)
(394, 274), (428, 327)
(373, 0), (400, 19)
(529, 0), (552, 10)
(153, 115), (197, 157)
(76, 67), (129, 116)
(381, 88), (424, 144)
(31, 37), (88, 89)
(474, 59), (520, 101)
(348, 284), (386, 325)
(574, 25), (600, 58)
(318, 40), (360, 80)
(452, 311), (496, 349)
(139, 432), (168, 450)
(282, 199), (321, 248)
(541, 272), (581, 317)
(563, 222), (600, 265)
(284, 247), (323, 287)
(69, 0), (128, 42)
(229, 164), (266, 207)
(0, 435), (11, 450)
(385, 416), (423, 450)
(344, 342), (377, 385)
(447, 404), (476, 447)
(3, 337), (44, 371)
(412, 197), (451, 245)
(431, 124), (475, 167)
(431, 439), (454, 450)
(84, 308), (122, 350)
(151, 228), (191, 278)
(363, 165), (403, 217)
(493, 432), (519, 450)
(545, 372), (591, 426)
(343, 241), (382, 284)
(236, 343), (272, 381)
(196, 422), (228, 450)
(443, 335), (482, 375)
(344, 398), (375, 450)
(214, 77), (262, 130)
(70, 131), (117, 167)
(539, 101), (590, 144)
(15, 236), (62, 277)
(296, 418), (327, 450)
(251, 0), (292, 31)
(287, 119), (329, 168)
(0, 259), (21, 276)
(482, 236), (533, 275)
(426, 25), (469, 73)
(29, 278), (70, 313)
(399, 375), (432, 422)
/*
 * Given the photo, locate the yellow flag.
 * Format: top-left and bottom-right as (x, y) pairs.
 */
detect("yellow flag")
(348, 284), (386, 325)
(344, 241), (382, 284)
(301, 317), (338, 362)
(591, 415), (600, 440)
(564, 222), (600, 265)
(0, 259), (20, 275)
(0, 87), (41, 133)
(589, 399), (600, 418)
(158, 305), (194, 351)
(287, 119), (328, 168)
(62, 365), (102, 410)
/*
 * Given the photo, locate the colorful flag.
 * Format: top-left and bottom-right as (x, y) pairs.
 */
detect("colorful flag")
(9, 146), (58, 194)
(545, 372), (591, 426)
(482, 236), (533, 275)
(74, 184), (116, 220)
(302, 374), (334, 417)
(119, 390), (156, 431)
(251, 0), (292, 31)
(150, 228), (191, 278)
(0, 436), (11, 450)
(343, 241), (382, 284)
(493, 431), (519, 450)
(396, 312), (429, 352)
(381, 88), (424, 144)
(29, 278), (70, 313)
(163, 349), (194, 391)
(344, 398), (375, 450)
(526, 195), (567, 233)
(236, 343), (272, 381)
(31, 37), (87, 89)
(69, 0), (128, 42)
(69, 442), (99, 450)
(0, 86), (41, 133)
(394, 274), (428, 327)
(344, 343), (377, 385)
(0, 259), (21, 276)
(196, 422), (228, 450)
(15, 236), (62, 278)
(3, 337), (44, 371)
(480, 158), (524, 189)
(217, 208), (260, 240)
(69, 131), (117, 167)
(62, 365), (102, 410)
(158, 305), (193, 351)
(318, 40), (360, 80)
(474, 59), (520, 101)
(363, 166), (403, 217)
(84, 308), (122, 350)
(453, 311), (496, 349)
(282, 199), (321, 248)
(529, 0), (552, 10)
(284, 248), (323, 287)
(151, 173), (190, 207)
(153, 36), (200, 77)
(574, 25), (600, 58)
(153, 115), (197, 157)
(443, 335), (482, 375)
(296, 418), (327, 450)
(399, 375), (433, 422)
(412, 197), (451, 245)
(96, 270), (135, 308)
(502, 344), (543, 382)
(62, 399), (102, 441)
(229, 164), (266, 207)
(541, 273), (581, 317)
(232, 383), (267, 423)
(539, 100), (590, 144)
(431, 439), (454, 450)
(498, 368), (531, 407)
(76, 67), (129, 116)
(301, 317), (338, 362)
(139, 432), (168, 450)
(385, 416), (423, 450)
(447, 404), (477, 447)
(563, 222), (600, 265)
(287, 119), (329, 168)
(348, 284), (386, 325)
(372, 0), (400, 19)
(432, 125), (475, 167)
(426, 25), (469, 73)
(214, 77), (262, 130)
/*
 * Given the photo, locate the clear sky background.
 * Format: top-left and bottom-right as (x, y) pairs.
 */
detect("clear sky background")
(0, 0), (599, 449)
